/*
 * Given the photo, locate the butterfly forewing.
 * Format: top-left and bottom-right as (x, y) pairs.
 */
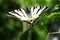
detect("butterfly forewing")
(8, 6), (49, 23)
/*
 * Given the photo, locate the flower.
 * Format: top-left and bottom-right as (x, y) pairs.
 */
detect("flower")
(7, 6), (49, 24)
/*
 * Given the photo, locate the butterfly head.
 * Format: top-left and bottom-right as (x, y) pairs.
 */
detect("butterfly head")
(28, 18), (35, 24)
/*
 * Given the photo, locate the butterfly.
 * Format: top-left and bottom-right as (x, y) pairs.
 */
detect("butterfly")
(7, 6), (49, 24)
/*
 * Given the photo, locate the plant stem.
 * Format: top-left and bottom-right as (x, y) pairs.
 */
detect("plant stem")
(46, 32), (60, 40)
(49, 32), (60, 34)
(28, 24), (32, 40)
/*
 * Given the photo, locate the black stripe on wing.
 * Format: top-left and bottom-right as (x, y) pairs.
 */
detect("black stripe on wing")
(19, 9), (26, 17)
(37, 6), (49, 14)
(42, 6), (49, 12)
(14, 10), (22, 17)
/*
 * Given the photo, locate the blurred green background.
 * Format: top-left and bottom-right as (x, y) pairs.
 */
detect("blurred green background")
(0, 0), (60, 40)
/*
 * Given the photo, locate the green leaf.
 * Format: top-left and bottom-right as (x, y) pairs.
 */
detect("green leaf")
(0, 27), (3, 32)
(14, 20), (22, 29)
(20, 29), (29, 40)
(6, 23), (15, 31)
(47, 12), (60, 18)
(55, 4), (59, 10)
(22, 0), (58, 8)
(33, 25), (47, 40)
(0, 0), (3, 4)
(45, 0), (58, 6)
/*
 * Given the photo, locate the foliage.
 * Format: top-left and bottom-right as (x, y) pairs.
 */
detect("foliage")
(0, 0), (60, 40)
